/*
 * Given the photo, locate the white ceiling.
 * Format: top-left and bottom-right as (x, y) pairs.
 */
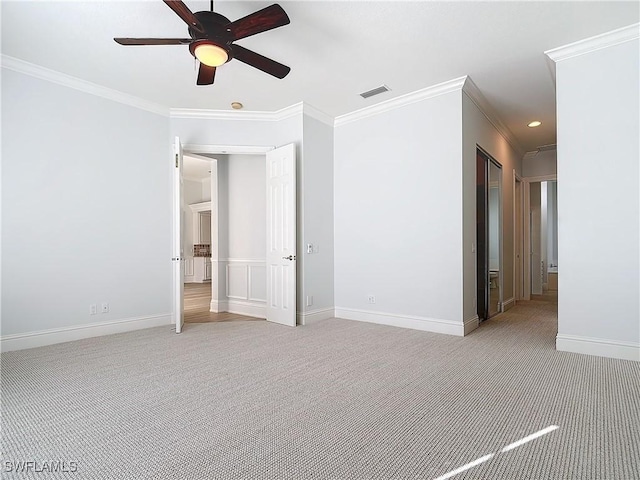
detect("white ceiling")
(2, 1), (638, 153)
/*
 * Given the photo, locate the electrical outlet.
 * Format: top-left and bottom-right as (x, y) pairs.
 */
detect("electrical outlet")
(89, 304), (97, 315)
(101, 303), (109, 313)
(367, 295), (376, 304)
(306, 295), (313, 307)
(306, 243), (314, 254)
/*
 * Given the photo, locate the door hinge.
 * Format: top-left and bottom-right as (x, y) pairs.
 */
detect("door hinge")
(175, 154), (179, 168)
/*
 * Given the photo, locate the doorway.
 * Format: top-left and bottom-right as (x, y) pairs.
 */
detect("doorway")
(522, 175), (558, 300)
(173, 142), (298, 332)
(514, 173), (524, 301)
(476, 148), (502, 321)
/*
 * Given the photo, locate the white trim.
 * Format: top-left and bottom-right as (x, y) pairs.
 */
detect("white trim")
(502, 297), (515, 312)
(545, 23), (640, 63)
(226, 300), (266, 319)
(0, 314), (172, 352)
(170, 102), (302, 122)
(184, 144), (274, 155)
(513, 171), (525, 302)
(248, 264), (267, 302)
(464, 316), (480, 335)
(556, 334), (640, 362)
(189, 201), (212, 213)
(171, 101), (334, 126)
(523, 174), (557, 183)
(183, 175), (210, 183)
(1, 55), (169, 117)
(462, 77), (525, 157)
(334, 76), (467, 127)
(302, 103), (334, 126)
(219, 258), (266, 263)
(334, 307), (465, 336)
(297, 308), (335, 326)
(210, 299), (226, 313)
(226, 264), (248, 300)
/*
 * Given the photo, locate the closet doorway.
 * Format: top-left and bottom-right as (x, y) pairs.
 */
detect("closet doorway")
(476, 148), (503, 321)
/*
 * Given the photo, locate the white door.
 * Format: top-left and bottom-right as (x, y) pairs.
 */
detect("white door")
(531, 209), (543, 295)
(266, 143), (296, 326)
(514, 177), (524, 300)
(173, 137), (185, 332)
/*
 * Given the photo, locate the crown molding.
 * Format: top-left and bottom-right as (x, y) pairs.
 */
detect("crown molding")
(1, 55), (169, 117)
(545, 23), (639, 63)
(334, 76), (467, 127)
(302, 103), (334, 126)
(183, 144), (274, 155)
(462, 76), (525, 158)
(170, 102), (303, 122)
(170, 101), (334, 126)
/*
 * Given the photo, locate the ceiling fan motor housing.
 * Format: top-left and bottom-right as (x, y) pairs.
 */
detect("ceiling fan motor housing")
(188, 11), (234, 61)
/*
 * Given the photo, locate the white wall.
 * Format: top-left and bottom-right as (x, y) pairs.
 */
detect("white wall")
(334, 91), (464, 334)
(522, 149), (557, 178)
(553, 37), (639, 361)
(225, 154), (266, 259)
(212, 154), (267, 314)
(301, 115), (334, 321)
(171, 111), (334, 322)
(462, 90), (522, 319)
(183, 178), (207, 256)
(1, 68), (171, 347)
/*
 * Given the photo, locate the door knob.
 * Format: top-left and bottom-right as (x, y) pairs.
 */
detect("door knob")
(282, 255), (296, 261)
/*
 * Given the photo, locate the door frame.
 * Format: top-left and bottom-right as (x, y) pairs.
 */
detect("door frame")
(476, 146), (503, 320)
(522, 174), (557, 300)
(177, 143), (300, 325)
(513, 171), (524, 302)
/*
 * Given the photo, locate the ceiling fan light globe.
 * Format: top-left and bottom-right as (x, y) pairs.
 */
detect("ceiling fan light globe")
(194, 43), (228, 67)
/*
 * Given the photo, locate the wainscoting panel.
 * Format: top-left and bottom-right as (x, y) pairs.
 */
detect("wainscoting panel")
(226, 264), (249, 300)
(223, 259), (266, 317)
(249, 265), (267, 302)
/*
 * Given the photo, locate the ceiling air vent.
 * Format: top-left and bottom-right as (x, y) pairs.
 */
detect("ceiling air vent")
(360, 85), (390, 99)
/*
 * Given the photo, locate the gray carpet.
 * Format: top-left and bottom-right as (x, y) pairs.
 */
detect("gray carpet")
(2, 296), (639, 479)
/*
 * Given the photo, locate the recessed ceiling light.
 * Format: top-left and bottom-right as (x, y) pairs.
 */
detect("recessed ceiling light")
(231, 102), (243, 110)
(528, 120), (542, 128)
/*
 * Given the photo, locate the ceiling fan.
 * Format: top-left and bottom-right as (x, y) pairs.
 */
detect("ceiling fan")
(114, 0), (291, 85)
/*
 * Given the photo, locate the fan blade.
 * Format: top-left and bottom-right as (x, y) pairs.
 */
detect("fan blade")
(231, 44), (290, 79)
(114, 38), (191, 45)
(228, 4), (290, 41)
(163, 0), (205, 34)
(197, 63), (216, 85)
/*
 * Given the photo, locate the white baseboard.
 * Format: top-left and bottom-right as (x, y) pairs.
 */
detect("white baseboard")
(464, 315), (479, 335)
(0, 313), (172, 352)
(297, 308), (335, 326)
(334, 307), (464, 336)
(218, 300), (266, 319)
(502, 297), (515, 312)
(556, 334), (640, 362)
(210, 300), (227, 313)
